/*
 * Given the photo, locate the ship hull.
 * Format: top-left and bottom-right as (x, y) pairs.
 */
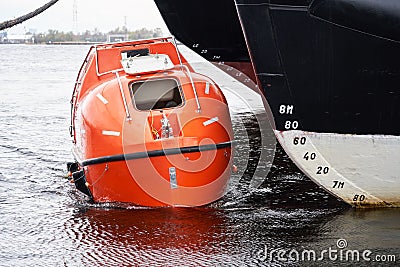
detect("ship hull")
(235, 0), (400, 207)
(236, 0), (400, 135)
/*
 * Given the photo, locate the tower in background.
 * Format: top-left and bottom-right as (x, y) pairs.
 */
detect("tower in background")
(73, 0), (78, 33)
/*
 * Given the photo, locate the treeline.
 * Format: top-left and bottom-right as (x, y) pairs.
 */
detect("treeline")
(32, 27), (163, 43)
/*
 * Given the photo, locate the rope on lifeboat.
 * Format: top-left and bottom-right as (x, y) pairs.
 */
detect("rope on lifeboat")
(150, 110), (160, 139)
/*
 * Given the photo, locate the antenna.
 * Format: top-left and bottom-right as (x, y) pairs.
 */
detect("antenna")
(124, 16), (128, 41)
(73, 0), (78, 33)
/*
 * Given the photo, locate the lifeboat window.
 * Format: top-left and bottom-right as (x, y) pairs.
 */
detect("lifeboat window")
(130, 79), (183, 110)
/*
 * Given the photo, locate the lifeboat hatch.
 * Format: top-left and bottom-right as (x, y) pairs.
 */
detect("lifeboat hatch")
(130, 78), (183, 110)
(121, 50), (174, 75)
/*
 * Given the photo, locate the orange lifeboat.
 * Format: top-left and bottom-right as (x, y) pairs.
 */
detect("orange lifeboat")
(67, 37), (234, 207)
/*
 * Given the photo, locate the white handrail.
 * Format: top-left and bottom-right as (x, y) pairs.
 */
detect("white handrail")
(181, 64), (201, 113)
(114, 71), (132, 121)
(171, 37), (201, 113)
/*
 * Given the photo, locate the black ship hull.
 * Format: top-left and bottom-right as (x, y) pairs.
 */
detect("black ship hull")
(236, 0), (400, 135)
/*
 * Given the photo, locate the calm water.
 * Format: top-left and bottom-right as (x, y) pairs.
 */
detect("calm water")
(0, 44), (399, 266)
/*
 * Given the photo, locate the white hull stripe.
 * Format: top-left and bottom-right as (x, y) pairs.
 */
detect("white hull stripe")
(96, 93), (109, 104)
(205, 82), (210, 94)
(203, 117), (219, 126)
(274, 130), (400, 207)
(102, 130), (120, 137)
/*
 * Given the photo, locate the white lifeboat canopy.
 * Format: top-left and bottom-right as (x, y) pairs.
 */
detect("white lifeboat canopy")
(121, 50), (174, 75)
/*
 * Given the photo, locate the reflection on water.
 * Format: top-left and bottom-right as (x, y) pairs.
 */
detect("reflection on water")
(65, 208), (228, 266)
(0, 45), (398, 266)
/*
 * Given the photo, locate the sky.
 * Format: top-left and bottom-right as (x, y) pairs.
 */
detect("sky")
(0, 0), (169, 34)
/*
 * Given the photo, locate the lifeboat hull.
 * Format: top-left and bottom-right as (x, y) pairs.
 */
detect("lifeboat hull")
(69, 38), (234, 207)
